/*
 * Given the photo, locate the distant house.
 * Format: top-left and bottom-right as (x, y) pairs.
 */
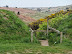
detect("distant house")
(37, 8), (41, 12)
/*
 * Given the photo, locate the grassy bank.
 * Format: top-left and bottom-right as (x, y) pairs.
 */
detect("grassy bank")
(0, 42), (72, 54)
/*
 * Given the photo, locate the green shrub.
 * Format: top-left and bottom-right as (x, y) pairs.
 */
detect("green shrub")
(62, 38), (72, 46)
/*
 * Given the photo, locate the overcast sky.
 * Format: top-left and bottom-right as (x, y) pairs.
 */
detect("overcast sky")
(0, 0), (72, 7)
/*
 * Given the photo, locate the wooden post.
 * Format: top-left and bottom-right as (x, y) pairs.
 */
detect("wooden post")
(60, 32), (63, 43)
(47, 18), (49, 46)
(47, 18), (48, 37)
(31, 30), (33, 42)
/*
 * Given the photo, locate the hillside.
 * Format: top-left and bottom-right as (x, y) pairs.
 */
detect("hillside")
(29, 4), (72, 13)
(0, 7), (36, 23)
(0, 9), (72, 54)
(0, 5), (72, 22)
(0, 9), (31, 43)
(0, 7), (50, 23)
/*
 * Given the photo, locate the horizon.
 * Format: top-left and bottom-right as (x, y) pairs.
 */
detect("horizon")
(0, 0), (72, 7)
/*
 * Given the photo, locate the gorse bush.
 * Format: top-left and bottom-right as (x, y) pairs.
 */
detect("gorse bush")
(38, 13), (72, 44)
(29, 10), (72, 30)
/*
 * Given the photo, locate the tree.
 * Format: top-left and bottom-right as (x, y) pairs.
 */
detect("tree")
(15, 7), (17, 8)
(6, 5), (8, 8)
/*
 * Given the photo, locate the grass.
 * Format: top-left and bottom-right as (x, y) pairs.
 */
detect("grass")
(27, 11), (52, 20)
(0, 9), (32, 43)
(0, 38), (72, 54)
(0, 43), (72, 54)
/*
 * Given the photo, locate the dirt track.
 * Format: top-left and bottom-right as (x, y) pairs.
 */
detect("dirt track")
(39, 40), (49, 46)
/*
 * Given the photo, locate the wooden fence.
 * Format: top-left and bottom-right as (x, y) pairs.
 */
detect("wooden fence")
(30, 27), (63, 44)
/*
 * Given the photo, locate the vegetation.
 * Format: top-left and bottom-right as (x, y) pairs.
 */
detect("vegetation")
(37, 12), (72, 41)
(29, 10), (72, 30)
(0, 9), (72, 54)
(29, 9), (72, 45)
(0, 42), (72, 54)
(6, 5), (9, 8)
(0, 9), (39, 43)
(28, 12), (51, 19)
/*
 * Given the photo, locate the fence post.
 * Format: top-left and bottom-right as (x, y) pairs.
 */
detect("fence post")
(60, 32), (63, 43)
(31, 30), (33, 42)
(47, 18), (48, 37)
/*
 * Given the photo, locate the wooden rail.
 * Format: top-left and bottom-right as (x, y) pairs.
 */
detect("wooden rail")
(33, 30), (46, 32)
(48, 27), (60, 34)
(33, 30), (52, 32)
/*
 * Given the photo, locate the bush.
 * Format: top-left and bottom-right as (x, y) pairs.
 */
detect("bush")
(37, 32), (47, 40)
(6, 5), (8, 8)
(48, 32), (60, 45)
(62, 38), (72, 46)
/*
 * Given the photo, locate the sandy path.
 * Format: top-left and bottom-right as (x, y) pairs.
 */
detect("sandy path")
(39, 40), (49, 46)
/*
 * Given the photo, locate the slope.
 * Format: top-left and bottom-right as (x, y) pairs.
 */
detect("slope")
(0, 9), (31, 43)
(0, 7), (36, 23)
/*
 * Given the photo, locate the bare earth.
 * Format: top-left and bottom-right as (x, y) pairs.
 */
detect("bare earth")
(39, 40), (49, 46)
(0, 7), (36, 23)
